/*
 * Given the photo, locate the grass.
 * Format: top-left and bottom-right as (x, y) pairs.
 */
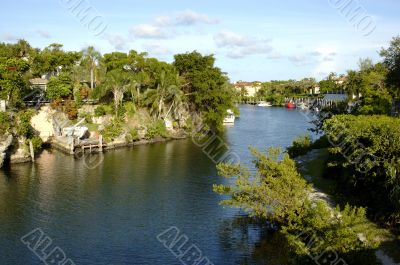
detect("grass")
(297, 148), (339, 199)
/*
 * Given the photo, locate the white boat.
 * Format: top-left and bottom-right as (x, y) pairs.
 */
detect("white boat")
(257, 101), (272, 107)
(297, 102), (309, 110)
(223, 109), (235, 124)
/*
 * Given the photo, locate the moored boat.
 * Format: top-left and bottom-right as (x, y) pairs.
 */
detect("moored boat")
(257, 101), (272, 107)
(223, 109), (235, 124)
(285, 101), (296, 109)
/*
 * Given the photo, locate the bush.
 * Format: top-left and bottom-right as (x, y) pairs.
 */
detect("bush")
(94, 105), (107, 117)
(101, 118), (123, 142)
(145, 120), (169, 139)
(323, 115), (400, 227)
(214, 148), (381, 257)
(0, 112), (11, 135)
(16, 110), (35, 137)
(64, 100), (78, 120)
(129, 128), (140, 142)
(286, 135), (312, 158)
(124, 102), (136, 116)
(79, 111), (92, 123)
(30, 135), (43, 153)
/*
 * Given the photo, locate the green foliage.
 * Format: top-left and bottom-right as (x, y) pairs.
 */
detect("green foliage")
(287, 135), (312, 158)
(16, 110), (34, 136)
(380, 36), (400, 97)
(174, 51), (235, 131)
(323, 115), (400, 226)
(46, 73), (73, 100)
(64, 100), (78, 120)
(94, 105), (107, 117)
(78, 111), (92, 123)
(123, 102), (136, 116)
(145, 120), (169, 139)
(0, 112), (11, 135)
(0, 57), (30, 106)
(129, 128), (140, 142)
(214, 147), (381, 255)
(30, 135), (43, 153)
(101, 118), (123, 142)
(346, 62), (392, 115)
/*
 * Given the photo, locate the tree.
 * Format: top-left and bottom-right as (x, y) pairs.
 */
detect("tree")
(380, 36), (400, 97)
(95, 70), (128, 116)
(46, 72), (73, 100)
(173, 51), (235, 131)
(0, 57), (30, 106)
(214, 147), (380, 256)
(82, 46), (101, 90)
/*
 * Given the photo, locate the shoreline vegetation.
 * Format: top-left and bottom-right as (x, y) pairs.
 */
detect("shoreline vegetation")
(0, 41), (237, 167)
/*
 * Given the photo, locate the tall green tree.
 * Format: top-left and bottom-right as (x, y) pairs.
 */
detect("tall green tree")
(82, 46), (102, 90)
(380, 36), (400, 97)
(173, 51), (235, 131)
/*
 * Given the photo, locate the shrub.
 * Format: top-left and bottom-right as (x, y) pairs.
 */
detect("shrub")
(0, 112), (11, 135)
(30, 135), (43, 153)
(145, 120), (169, 139)
(323, 115), (400, 226)
(79, 111), (92, 123)
(101, 118), (123, 142)
(94, 105), (107, 117)
(286, 134), (312, 158)
(16, 110), (35, 137)
(124, 102), (136, 116)
(129, 128), (140, 142)
(215, 147), (381, 256)
(64, 100), (78, 120)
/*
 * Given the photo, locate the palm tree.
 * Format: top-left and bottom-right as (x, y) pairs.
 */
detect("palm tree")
(144, 71), (169, 118)
(82, 46), (101, 90)
(95, 70), (127, 116)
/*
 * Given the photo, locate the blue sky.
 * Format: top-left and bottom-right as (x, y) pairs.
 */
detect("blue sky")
(1, 0), (399, 81)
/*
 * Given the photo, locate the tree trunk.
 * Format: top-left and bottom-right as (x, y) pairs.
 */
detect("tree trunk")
(90, 63), (94, 90)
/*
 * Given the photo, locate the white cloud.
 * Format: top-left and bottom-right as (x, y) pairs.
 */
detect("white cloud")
(154, 10), (219, 27)
(36, 30), (50, 38)
(105, 34), (129, 51)
(214, 31), (251, 47)
(174, 10), (219, 26)
(214, 31), (273, 59)
(143, 43), (172, 56)
(130, 24), (169, 39)
(1, 32), (19, 41)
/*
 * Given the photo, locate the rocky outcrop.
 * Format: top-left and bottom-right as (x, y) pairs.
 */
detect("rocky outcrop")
(0, 134), (13, 168)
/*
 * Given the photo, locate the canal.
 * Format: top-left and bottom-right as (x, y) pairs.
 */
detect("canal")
(0, 105), (315, 264)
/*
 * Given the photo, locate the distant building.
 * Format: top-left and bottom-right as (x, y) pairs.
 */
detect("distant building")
(234, 81), (262, 97)
(0, 100), (6, 112)
(29, 78), (48, 91)
(333, 76), (347, 85)
(310, 86), (320, 95)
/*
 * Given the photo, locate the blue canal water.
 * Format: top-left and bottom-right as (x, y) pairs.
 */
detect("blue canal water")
(0, 105), (315, 265)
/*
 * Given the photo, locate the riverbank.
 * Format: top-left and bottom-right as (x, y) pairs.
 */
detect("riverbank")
(296, 147), (400, 264)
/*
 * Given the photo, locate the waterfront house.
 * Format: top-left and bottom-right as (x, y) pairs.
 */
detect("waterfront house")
(234, 81), (262, 97)
(29, 78), (48, 91)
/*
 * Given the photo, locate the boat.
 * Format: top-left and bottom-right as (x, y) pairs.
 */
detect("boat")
(285, 101), (296, 109)
(297, 102), (309, 110)
(223, 109), (235, 124)
(257, 101), (272, 107)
